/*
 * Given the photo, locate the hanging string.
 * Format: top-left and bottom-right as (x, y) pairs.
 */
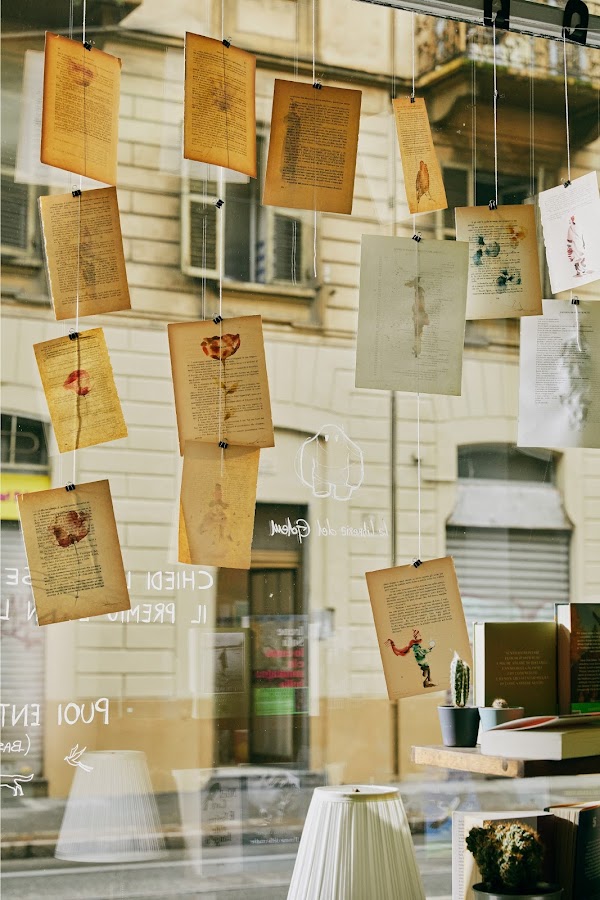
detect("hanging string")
(411, 12), (416, 99)
(410, 12), (422, 562)
(529, 35), (535, 198)
(471, 27), (477, 205)
(312, 0), (318, 280)
(563, 33), (572, 182)
(492, 19), (499, 207)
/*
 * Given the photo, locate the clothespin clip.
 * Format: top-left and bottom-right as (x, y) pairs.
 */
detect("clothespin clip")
(413, 559), (423, 568)
(488, 199), (498, 210)
(564, 180), (572, 188)
(313, 81), (322, 90)
(218, 440), (228, 449)
(484, 0), (510, 30)
(562, 0), (589, 45)
(410, 93), (416, 104)
(571, 296), (580, 305)
(68, 331), (80, 340)
(65, 483), (76, 492)
(222, 38), (231, 48)
(72, 189), (82, 197)
(213, 315), (223, 324)
(412, 232), (422, 243)
(83, 40), (94, 51)
(215, 198), (224, 209)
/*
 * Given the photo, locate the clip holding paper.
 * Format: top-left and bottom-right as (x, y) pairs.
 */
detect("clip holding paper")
(571, 296), (580, 305)
(562, 0), (589, 44)
(213, 315), (223, 324)
(413, 559), (423, 568)
(484, 0), (510, 30)
(313, 81), (322, 90)
(218, 440), (228, 449)
(72, 189), (82, 197)
(215, 198), (224, 209)
(222, 38), (231, 48)
(410, 93), (416, 104)
(412, 232), (422, 243)
(65, 483), (76, 492)
(488, 199), (498, 210)
(83, 40), (94, 51)
(68, 331), (80, 340)
(564, 180), (572, 188)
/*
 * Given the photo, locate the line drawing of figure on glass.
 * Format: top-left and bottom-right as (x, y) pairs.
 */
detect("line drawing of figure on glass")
(64, 744), (94, 772)
(415, 160), (431, 208)
(0, 773), (34, 797)
(295, 424), (364, 501)
(556, 334), (592, 430)
(567, 214), (589, 278)
(405, 274), (430, 357)
(385, 628), (437, 688)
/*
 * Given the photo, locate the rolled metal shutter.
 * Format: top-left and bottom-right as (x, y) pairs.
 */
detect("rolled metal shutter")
(446, 526), (570, 632)
(1, 521), (45, 771)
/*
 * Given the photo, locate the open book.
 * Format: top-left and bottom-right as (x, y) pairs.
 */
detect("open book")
(480, 713), (600, 759)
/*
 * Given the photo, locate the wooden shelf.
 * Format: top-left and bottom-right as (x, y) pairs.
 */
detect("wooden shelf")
(411, 745), (600, 778)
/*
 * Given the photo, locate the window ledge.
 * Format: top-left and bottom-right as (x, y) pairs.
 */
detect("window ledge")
(222, 279), (316, 302)
(1, 254), (43, 270)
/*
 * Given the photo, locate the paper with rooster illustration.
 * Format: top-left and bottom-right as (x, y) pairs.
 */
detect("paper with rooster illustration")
(168, 314), (274, 453)
(456, 204), (542, 320)
(366, 557), (472, 702)
(17, 479), (130, 626)
(34, 328), (127, 453)
(355, 235), (468, 396)
(393, 97), (447, 215)
(184, 32), (256, 178)
(180, 441), (260, 569)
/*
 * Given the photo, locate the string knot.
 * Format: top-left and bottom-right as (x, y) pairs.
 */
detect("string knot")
(412, 232), (422, 243)
(218, 440), (228, 450)
(488, 199), (498, 210)
(213, 315), (223, 324)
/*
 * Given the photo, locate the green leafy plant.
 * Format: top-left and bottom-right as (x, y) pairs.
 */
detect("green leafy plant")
(492, 697), (509, 709)
(450, 652), (470, 708)
(466, 821), (544, 893)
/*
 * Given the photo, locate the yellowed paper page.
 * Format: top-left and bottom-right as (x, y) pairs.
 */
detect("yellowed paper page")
(181, 442), (260, 569)
(455, 204), (543, 320)
(393, 97), (447, 215)
(41, 33), (121, 185)
(355, 235), (469, 396)
(18, 479), (130, 626)
(184, 33), (256, 178)
(34, 328), (127, 453)
(263, 79), (361, 215)
(39, 187), (130, 321)
(168, 314), (274, 453)
(366, 557), (472, 702)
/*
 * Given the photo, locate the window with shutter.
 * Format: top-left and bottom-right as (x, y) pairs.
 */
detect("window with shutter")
(1, 170), (45, 261)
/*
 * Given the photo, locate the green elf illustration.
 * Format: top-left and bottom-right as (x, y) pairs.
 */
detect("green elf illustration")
(385, 628), (437, 688)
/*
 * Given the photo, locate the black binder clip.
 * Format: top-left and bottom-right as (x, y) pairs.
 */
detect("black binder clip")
(68, 331), (79, 340)
(562, 0), (589, 45)
(313, 82), (322, 90)
(564, 180), (572, 188)
(218, 440), (228, 449)
(72, 189), (82, 197)
(83, 40), (93, 51)
(65, 483), (76, 492)
(222, 38), (231, 48)
(488, 199), (498, 210)
(213, 315), (223, 324)
(412, 232), (422, 243)
(215, 198), (224, 209)
(410, 93), (416, 103)
(571, 296), (580, 305)
(484, 0), (510, 30)
(413, 559), (423, 568)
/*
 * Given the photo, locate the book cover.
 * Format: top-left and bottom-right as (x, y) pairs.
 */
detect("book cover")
(479, 713), (600, 760)
(546, 802), (600, 900)
(473, 621), (557, 716)
(556, 602), (600, 714)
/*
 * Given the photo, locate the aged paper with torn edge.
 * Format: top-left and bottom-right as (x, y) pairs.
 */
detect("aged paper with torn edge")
(39, 187), (131, 321)
(355, 235), (468, 396)
(456, 204), (543, 320)
(393, 97), (447, 215)
(34, 328), (127, 453)
(184, 33), (256, 178)
(181, 442), (260, 570)
(41, 33), (121, 185)
(263, 79), (361, 215)
(168, 314), (274, 454)
(366, 556), (472, 702)
(538, 172), (600, 295)
(18, 479), (130, 626)
(518, 299), (600, 450)
(178, 502), (192, 565)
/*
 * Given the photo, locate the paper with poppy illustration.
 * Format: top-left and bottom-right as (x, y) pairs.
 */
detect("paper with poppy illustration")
(184, 33), (256, 178)
(355, 236), (468, 396)
(263, 79), (361, 215)
(34, 328), (127, 453)
(366, 556), (472, 702)
(168, 314), (274, 453)
(455, 205), (542, 320)
(181, 441), (260, 569)
(41, 33), (121, 185)
(17, 479), (130, 626)
(39, 187), (130, 320)
(393, 97), (447, 215)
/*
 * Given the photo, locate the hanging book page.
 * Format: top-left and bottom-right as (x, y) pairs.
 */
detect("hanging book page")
(518, 299), (600, 449)
(39, 187), (130, 320)
(393, 97), (447, 214)
(263, 79), (361, 215)
(34, 328), (127, 453)
(355, 235), (468, 396)
(17, 479), (130, 626)
(538, 172), (600, 294)
(366, 556), (472, 702)
(180, 441), (260, 570)
(184, 33), (256, 178)
(168, 314), (274, 453)
(455, 204), (543, 320)
(41, 33), (121, 185)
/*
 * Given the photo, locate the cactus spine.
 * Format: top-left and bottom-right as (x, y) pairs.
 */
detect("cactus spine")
(451, 652), (470, 708)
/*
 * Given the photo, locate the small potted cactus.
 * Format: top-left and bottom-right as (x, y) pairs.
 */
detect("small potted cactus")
(479, 697), (525, 733)
(466, 820), (562, 898)
(437, 652), (480, 747)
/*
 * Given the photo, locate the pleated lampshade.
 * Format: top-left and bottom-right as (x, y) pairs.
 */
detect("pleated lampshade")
(287, 785), (425, 900)
(55, 750), (166, 862)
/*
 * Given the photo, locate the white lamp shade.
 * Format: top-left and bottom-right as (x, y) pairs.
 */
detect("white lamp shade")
(287, 785), (425, 900)
(55, 750), (166, 862)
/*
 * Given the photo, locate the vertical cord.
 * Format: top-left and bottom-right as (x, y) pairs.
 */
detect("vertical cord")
(72, 0), (87, 486)
(471, 29), (477, 204)
(563, 34), (571, 182)
(492, 20), (499, 207)
(289, 0), (301, 284)
(312, 0), (317, 279)
(218, 166), (224, 475)
(529, 36), (535, 198)
(411, 14), (421, 561)
(411, 12), (416, 99)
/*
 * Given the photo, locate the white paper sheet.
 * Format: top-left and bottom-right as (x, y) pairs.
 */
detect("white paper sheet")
(355, 235), (469, 396)
(538, 172), (600, 295)
(518, 299), (600, 449)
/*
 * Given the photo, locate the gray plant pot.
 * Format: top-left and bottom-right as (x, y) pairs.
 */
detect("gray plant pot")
(473, 883), (563, 899)
(438, 705), (480, 747)
(479, 707), (525, 732)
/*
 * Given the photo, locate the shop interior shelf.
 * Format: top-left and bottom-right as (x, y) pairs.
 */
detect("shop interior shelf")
(410, 745), (600, 778)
